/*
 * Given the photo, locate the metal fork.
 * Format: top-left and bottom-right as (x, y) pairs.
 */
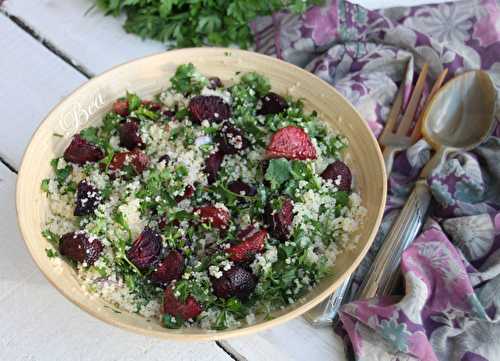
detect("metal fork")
(305, 64), (448, 326)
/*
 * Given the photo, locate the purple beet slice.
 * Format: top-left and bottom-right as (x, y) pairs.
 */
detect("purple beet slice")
(113, 99), (129, 117)
(204, 151), (224, 184)
(208, 77), (223, 89)
(227, 180), (257, 197)
(258, 92), (288, 115)
(126, 227), (162, 270)
(216, 121), (249, 155)
(264, 198), (294, 241)
(320, 160), (352, 192)
(59, 231), (103, 265)
(63, 134), (104, 165)
(151, 250), (185, 286)
(211, 266), (256, 300)
(188, 95), (231, 124)
(74, 180), (101, 216)
(119, 120), (144, 150)
(158, 154), (170, 165)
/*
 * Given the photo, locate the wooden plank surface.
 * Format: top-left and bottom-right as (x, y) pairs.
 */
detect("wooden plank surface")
(0, 164), (233, 361)
(2, 0), (165, 76)
(0, 14), (87, 169)
(222, 318), (346, 361)
(2, 0), (453, 78)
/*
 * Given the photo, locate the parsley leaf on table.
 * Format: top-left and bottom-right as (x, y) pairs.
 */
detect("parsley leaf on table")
(94, 0), (324, 48)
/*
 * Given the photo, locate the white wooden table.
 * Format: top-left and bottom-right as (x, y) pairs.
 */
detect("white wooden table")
(0, 0), (449, 359)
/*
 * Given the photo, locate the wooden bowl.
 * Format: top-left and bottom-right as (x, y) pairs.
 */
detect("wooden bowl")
(16, 48), (386, 341)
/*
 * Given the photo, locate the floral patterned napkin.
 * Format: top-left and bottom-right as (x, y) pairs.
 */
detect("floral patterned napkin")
(252, 1), (500, 360)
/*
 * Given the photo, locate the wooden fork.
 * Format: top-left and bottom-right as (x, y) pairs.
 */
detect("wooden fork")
(380, 64), (448, 173)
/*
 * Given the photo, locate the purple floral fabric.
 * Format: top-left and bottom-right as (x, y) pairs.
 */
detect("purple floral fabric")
(252, 1), (500, 360)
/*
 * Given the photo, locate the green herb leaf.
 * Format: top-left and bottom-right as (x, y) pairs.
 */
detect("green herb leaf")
(162, 314), (183, 329)
(170, 63), (208, 95)
(95, 0), (323, 49)
(42, 229), (60, 248)
(80, 127), (100, 144)
(41, 179), (50, 193)
(45, 248), (58, 258)
(265, 159), (291, 189)
(127, 92), (142, 111)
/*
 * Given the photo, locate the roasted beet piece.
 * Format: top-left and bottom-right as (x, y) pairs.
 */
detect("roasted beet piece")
(228, 229), (268, 262)
(204, 151), (224, 184)
(216, 121), (249, 155)
(151, 250), (184, 286)
(113, 99), (129, 116)
(119, 121), (144, 150)
(320, 160), (352, 192)
(175, 184), (195, 203)
(74, 180), (101, 216)
(264, 198), (294, 241)
(163, 287), (202, 321)
(196, 205), (230, 230)
(158, 154), (170, 165)
(158, 217), (180, 231)
(258, 92), (288, 115)
(63, 134), (104, 165)
(126, 227), (162, 270)
(141, 100), (162, 111)
(208, 77), (223, 89)
(109, 149), (150, 175)
(59, 231), (103, 265)
(266, 126), (317, 160)
(109, 152), (127, 172)
(227, 180), (257, 197)
(211, 266), (256, 300)
(188, 95), (231, 124)
(163, 110), (176, 118)
(237, 225), (257, 240)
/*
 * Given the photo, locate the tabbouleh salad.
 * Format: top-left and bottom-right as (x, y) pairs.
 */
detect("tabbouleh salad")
(41, 63), (366, 330)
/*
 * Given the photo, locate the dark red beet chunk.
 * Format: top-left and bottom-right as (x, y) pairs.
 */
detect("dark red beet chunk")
(59, 231), (103, 265)
(163, 287), (202, 321)
(119, 121), (144, 150)
(113, 99), (129, 116)
(228, 229), (267, 262)
(158, 154), (170, 165)
(188, 95), (231, 124)
(162, 109), (176, 118)
(141, 100), (162, 111)
(237, 225), (257, 240)
(204, 151), (224, 184)
(216, 121), (249, 155)
(175, 184), (195, 203)
(264, 198), (294, 241)
(151, 250), (184, 286)
(228, 180), (257, 197)
(211, 266), (256, 300)
(109, 149), (150, 175)
(258, 92), (288, 115)
(74, 180), (101, 216)
(208, 77), (223, 89)
(126, 227), (162, 270)
(63, 134), (104, 165)
(320, 160), (352, 192)
(266, 126), (317, 160)
(196, 205), (230, 230)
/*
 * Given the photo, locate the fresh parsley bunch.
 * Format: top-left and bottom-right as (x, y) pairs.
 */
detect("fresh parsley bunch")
(94, 0), (323, 48)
